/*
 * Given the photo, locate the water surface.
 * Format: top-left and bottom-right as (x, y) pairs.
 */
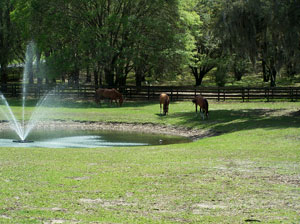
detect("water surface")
(0, 129), (191, 148)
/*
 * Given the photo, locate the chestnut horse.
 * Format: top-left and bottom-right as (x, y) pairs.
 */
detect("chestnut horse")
(95, 88), (123, 106)
(159, 93), (170, 115)
(192, 95), (209, 119)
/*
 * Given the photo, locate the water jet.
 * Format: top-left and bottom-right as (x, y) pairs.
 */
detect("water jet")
(0, 41), (53, 143)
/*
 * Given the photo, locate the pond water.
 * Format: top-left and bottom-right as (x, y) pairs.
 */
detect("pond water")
(0, 129), (191, 148)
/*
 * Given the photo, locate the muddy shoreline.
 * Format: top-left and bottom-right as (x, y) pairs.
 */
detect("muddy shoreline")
(0, 120), (216, 141)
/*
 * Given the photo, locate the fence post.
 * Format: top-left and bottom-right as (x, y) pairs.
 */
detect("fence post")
(248, 88), (250, 101)
(242, 88), (245, 102)
(267, 88), (270, 102)
(129, 86), (132, 99)
(13, 84), (17, 97)
(290, 87), (294, 102)
(218, 88), (220, 101)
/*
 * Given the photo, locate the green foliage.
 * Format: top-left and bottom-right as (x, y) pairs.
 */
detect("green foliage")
(214, 59), (229, 87)
(230, 54), (251, 81)
(3, 0), (300, 87)
(0, 0), (21, 83)
(216, 0), (300, 87)
(179, 0), (222, 86)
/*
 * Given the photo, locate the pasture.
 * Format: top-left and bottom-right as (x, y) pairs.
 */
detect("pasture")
(0, 100), (299, 223)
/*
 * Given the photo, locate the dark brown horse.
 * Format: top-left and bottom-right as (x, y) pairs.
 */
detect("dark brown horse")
(192, 95), (209, 119)
(159, 93), (170, 115)
(95, 88), (123, 106)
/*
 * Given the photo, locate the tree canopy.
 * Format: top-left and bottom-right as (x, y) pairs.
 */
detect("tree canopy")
(0, 0), (299, 87)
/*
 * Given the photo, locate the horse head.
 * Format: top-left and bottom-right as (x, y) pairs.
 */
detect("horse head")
(163, 99), (169, 115)
(119, 95), (124, 106)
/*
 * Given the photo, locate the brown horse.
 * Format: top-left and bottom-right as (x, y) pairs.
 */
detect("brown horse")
(159, 93), (170, 115)
(192, 95), (209, 119)
(95, 88), (123, 106)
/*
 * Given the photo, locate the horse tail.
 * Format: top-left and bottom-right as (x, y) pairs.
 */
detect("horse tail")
(192, 99), (196, 104)
(204, 98), (209, 116)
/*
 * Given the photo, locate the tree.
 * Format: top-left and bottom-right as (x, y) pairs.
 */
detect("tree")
(21, 0), (181, 87)
(0, 0), (18, 85)
(216, 0), (300, 87)
(179, 0), (222, 86)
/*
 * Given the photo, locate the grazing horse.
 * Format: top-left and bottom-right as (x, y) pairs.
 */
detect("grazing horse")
(95, 88), (123, 106)
(192, 95), (209, 119)
(159, 93), (170, 115)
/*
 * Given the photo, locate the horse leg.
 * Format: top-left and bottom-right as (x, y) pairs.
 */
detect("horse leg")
(201, 110), (205, 120)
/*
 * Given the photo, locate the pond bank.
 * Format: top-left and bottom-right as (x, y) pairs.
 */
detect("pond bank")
(0, 120), (216, 141)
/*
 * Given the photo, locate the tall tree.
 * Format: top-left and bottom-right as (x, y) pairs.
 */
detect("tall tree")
(0, 0), (17, 85)
(21, 0), (181, 87)
(180, 0), (222, 86)
(216, 0), (300, 87)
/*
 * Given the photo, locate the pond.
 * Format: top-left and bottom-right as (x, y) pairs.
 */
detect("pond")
(0, 129), (191, 148)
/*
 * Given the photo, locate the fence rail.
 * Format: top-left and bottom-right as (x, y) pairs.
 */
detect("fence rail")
(1, 84), (299, 102)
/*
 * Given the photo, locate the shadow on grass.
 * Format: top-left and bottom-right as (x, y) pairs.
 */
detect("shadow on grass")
(168, 108), (300, 134)
(3, 98), (158, 109)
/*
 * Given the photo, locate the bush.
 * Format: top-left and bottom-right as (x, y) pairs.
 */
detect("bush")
(214, 63), (228, 87)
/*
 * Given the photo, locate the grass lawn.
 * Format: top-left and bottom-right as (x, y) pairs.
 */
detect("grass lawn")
(0, 99), (299, 223)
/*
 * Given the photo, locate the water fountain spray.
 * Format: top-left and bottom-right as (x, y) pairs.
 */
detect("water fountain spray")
(0, 41), (51, 143)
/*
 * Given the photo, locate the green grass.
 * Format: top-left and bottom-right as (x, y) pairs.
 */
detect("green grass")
(0, 99), (300, 223)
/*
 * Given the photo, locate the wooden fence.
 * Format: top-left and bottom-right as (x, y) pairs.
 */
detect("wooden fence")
(1, 84), (300, 102)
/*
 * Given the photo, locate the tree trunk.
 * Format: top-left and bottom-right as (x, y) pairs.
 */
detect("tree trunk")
(262, 59), (269, 82)
(61, 75), (66, 83)
(195, 75), (203, 86)
(104, 67), (114, 87)
(270, 67), (276, 87)
(94, 68), (99, 88)
(85, 66), (91, 83)
(36, 51), (43, 85)
(135, 71), (143, 87)
(0, 64), (8, 89)
(190, 66), (210, 86)
(73, 69), (80, 85)
(286, 62), (296, 78)
(117, 75), (127, 86)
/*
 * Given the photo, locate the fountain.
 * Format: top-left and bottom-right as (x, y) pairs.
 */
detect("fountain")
(0, 42), (44, 142)
(0, 42), (191, 148)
